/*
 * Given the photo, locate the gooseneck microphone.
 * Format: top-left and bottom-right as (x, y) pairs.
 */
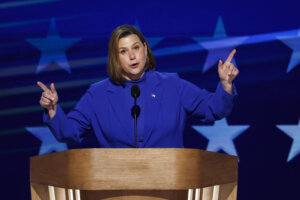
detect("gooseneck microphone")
(131, 85), (140, 101)
(131, 85), (140, 148)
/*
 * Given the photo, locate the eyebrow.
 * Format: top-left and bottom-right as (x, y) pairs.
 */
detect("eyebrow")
(119, 42), (141, 50)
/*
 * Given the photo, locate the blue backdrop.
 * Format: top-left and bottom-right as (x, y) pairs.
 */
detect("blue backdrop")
(1, 0), (300, 199)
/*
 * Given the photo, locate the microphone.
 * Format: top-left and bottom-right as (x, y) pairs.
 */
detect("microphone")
(131, 85), (140, 148)
(131, 105), (141, 118)
(131, 85), (140, 99)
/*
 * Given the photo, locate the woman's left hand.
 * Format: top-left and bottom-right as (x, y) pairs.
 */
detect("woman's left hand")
(218, 49), (239, 94)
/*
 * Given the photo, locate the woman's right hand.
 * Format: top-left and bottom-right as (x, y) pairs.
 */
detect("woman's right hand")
(37, 81), (58, 120)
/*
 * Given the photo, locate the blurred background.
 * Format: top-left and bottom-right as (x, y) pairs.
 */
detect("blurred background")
(0, 0), (300, 199)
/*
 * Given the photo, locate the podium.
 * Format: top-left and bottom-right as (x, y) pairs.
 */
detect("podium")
(30, 148), (238, 200)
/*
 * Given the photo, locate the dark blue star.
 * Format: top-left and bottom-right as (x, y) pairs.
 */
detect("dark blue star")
(27, 18), (81, 74)
(26, 126), (68, 155)
(193, 16), (248, 73)
(278, 29), (300, 72)
(134, 20), (164, 48)
(277, 120), (300, 162)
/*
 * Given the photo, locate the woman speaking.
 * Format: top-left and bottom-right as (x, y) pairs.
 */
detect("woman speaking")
(37, 25), (239, 148)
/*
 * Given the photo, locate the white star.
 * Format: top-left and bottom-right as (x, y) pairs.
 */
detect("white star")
(27, 18), (81, 74)
(192, 118), (250, 157)
(193, 16), (248, 73)
(276, 119), (300, 162)
(277, 29), (300, 72)
(26, 126), (68, 155)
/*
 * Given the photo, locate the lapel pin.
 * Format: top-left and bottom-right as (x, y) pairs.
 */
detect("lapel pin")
(151, 94), (156, 98)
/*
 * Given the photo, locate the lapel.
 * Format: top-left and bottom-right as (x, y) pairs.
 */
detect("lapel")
(143, 71), (163, 146)
(106, 79), (134, 143)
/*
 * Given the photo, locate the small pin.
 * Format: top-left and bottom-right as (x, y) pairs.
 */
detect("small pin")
(151, 94), (156, 98)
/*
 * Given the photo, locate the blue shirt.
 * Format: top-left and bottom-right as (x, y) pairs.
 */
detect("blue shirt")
(44, 70), (237, 148)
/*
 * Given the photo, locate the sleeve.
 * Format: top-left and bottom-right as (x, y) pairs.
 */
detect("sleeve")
(43, 89), (94, 143)
(177, 75), (237, 123)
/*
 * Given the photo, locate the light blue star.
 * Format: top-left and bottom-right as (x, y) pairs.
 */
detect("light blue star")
(192, 118), (250, 157)
(193, 16), (248, 73)
(27, 18), (81, 74)
(277, 29), (300, 72)
(26, 126), (68, 155)
(134, 20), (164, 48)
(276, 120), (300, 162)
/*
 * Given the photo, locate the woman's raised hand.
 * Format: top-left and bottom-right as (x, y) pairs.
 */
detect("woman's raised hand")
(218, 49), (239, 94)
(37, 81), (58, 119)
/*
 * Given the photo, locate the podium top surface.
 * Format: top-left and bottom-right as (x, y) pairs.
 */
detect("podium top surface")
(30, 148), (238, 190)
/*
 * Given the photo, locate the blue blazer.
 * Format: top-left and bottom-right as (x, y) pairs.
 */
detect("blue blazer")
(44, 70), (236, 148)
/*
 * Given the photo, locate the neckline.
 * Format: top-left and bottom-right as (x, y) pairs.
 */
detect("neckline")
(124, 70), (148, 86)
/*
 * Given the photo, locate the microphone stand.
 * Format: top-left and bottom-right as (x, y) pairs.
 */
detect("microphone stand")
(131, 85), (140, 148)
(134, 98), (137, 148)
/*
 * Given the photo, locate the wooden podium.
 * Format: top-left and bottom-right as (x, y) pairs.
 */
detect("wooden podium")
(30, 148), (238, 200)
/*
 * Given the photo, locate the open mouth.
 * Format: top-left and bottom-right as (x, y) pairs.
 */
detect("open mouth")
(130, 63), (139, 68)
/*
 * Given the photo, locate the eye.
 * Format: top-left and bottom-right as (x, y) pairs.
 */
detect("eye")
(120, 50), (126, 54)
(134, 45), (140, 50)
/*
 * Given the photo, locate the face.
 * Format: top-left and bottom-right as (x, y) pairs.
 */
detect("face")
(118, 34), (147, 81)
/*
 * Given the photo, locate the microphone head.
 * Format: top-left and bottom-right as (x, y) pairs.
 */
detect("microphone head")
(131, 105), (141, 118)
(131, 85), (140, 98)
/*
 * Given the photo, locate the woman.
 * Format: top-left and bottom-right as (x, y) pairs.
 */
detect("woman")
(37, 25), (238, 148)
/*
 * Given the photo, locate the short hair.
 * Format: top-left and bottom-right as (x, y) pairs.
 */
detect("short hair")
(107, 25), (156, 85)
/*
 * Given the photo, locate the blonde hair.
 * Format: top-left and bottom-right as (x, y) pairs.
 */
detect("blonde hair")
(107, 25), (156, 85)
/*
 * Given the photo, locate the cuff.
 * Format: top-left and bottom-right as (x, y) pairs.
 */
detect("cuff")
(217, 82), (238, 98)
(43, 105), (63, 125)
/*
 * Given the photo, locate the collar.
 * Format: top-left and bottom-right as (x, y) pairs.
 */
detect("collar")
(107, 70), (159, 93)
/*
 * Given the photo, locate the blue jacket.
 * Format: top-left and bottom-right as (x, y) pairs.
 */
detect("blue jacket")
(44, 70), (236, 148)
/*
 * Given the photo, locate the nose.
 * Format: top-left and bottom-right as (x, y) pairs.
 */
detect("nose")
(129, 50), (136, 60)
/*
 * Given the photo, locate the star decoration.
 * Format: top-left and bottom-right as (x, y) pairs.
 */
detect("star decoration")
(135, 20), (164, 48)
(193, 16), (248, 73)
(26, 126), (68, 155)
(277, 119), (300, 162)
(27, 18), (81, 74)
(192, 118), (250, 157)
(277, 29), (300, 72)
